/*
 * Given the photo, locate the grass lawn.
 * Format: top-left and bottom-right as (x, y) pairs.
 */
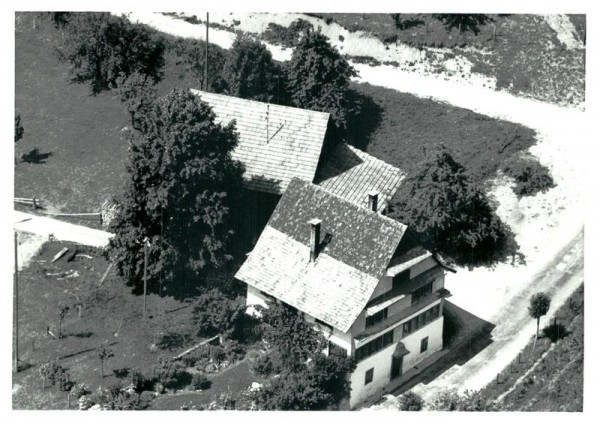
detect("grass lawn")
(349, 82), (538, 184)
(12, 239), (205, 409)
(14, 15), (202, 227)
(477, 284), (584, 411)
(317, 13), (585, 106)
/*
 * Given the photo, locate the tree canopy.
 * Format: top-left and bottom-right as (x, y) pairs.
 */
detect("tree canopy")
(116, 71), (158, 128)
(388, 145), (514, 266)
(529, 292), (551, 339)
(433, 14), (494, 35)
(107, 88), (244, 294)
(222, 34), (284, 103)
(287, 29), (358, 132)
(60, 13), (165, 94)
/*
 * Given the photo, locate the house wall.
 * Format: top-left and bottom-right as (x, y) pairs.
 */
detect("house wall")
(349, 313), (444, 408)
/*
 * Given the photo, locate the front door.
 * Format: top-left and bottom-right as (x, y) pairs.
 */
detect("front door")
(391, 355), (403, 379)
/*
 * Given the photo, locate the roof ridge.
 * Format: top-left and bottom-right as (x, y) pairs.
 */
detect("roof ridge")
(346, 144), (406, 176)
(190, 89), (332, 119)
(291, 177), (407, 231)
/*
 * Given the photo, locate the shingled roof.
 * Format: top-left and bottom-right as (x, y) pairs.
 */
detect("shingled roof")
(191, 90), (330, 195)
(315, 143), (405, 212)
(235, 178), (408, 332)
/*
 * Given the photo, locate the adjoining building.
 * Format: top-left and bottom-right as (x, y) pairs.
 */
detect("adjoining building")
(235, 178), (451, 408)
(190, 90), (404, 236)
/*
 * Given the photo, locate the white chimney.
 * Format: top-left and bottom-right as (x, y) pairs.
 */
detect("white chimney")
(308, 218), (322, 262)
(368, 191), (380, 212)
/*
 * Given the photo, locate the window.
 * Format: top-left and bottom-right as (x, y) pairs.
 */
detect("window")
(402, 304), (441, 337)
(355, 329), (395, 362)
(366, 308), (388, 327)
(411, 281), (433, 305)
(365, 368), (374, 385)
(420, 336), (429, 353)
(392, 270), (410, 290)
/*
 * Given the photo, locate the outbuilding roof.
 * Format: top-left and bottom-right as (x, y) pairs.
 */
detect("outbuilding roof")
(235, 178), (407, 332)
(191, 90), (330, 195)
(315, 143), (405, 212)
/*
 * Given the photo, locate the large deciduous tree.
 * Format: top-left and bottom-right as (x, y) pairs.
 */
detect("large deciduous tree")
(388, 145), (512, 266)
(107, 88), (244, 294)
(222, 35), (284, 103)
(116, 71), (158, 129)
(286, 29), (358, 132)
(60, 13), (165, 94)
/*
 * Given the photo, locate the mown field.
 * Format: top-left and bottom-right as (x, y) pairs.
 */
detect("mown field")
(315, 13), (585, 106)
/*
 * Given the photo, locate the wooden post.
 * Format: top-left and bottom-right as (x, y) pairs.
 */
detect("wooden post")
(13, 230), (19, 373)
(205, 12), (209, 91)
(143, 239), (148, 316)
(32, 197), (37, 209)
(554, 317), (558, 340)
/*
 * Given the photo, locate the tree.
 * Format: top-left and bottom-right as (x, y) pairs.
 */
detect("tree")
(57, 303), (70, 338)
(97, 345), (114, 377)
(529, 292), (551, 344)
(388, 145), (512, 266)
(107, 89), (245, 294)
(287, 29), (358, 132)
(116, 71), (157, 129)
(433, 14), (494, 35)
(251, 351), (355, 410)
(192, 289), (246, 339)
(222, 34), (284, 103)
(261, 302), (326, 370)
(399, 391), (424, 411)
(60, 13), (165, 94)
(15, 113), (24, 143)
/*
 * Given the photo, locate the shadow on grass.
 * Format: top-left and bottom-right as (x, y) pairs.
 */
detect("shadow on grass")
(542, 323), (570, 343)
(64, 331), (94, 339)
(345, 88), (383, 151)
(21, 148), (53, 164)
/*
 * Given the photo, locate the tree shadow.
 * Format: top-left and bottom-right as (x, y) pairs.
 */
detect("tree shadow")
(64, 331), (94, 338)
(542, 323), (570, 343)
(391, 15), (425, 30)
(345, 88), (383, 151)
(21, 148), (53, 164)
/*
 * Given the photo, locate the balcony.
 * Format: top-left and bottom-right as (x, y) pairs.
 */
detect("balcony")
(356, 287), (451, 341)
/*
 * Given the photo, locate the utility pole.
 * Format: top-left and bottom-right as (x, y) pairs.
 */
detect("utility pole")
(13, 230), (19, 373)
(143, 238), (149, 316)
(205, 12), (209, 91)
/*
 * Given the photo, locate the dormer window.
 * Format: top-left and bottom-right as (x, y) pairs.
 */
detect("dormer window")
(366, 308), (388, 327)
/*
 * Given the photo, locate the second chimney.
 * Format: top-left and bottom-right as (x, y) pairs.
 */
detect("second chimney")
(308, 218), (322, 262)
(368, 191), (380, 213)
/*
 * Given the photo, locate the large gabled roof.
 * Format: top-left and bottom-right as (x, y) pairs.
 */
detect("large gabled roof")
(191, 90), (330, 195)
(235, 178), (407, 332)
(315, 143), (405, 212)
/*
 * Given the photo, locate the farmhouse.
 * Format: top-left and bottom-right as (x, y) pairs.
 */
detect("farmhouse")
(190, 90), (404, 223)
(235, 178), (451, 408)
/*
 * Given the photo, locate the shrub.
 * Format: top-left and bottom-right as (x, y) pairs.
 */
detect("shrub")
(399, 391), (424, 411)
(192, 289), (246, 339)
(130, 368), (154, 393)
(222, 340), (246, 362)
(71, 383), (91, 400)
(504, 156), (555, 197)
(113, 367), (130, 379)
(191, 373), (212, 390)
(39, 362), (67, 388)
(250, 351), (282, 377)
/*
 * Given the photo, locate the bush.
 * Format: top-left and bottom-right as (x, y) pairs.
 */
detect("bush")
(191, 373), (212, 390)
(250, 351), (282, 377)
(130, 368), (154, 393)
(399, 391), (424, 411)
(71, 383), (91, 400)
(192, 289), (246, 339)
(504, 156), (555, 197)
(113, 367), (130, 379)
(222, 340), (246, 362)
